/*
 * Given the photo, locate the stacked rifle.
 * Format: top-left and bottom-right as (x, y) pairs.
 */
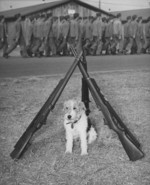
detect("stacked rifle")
(10, 46), (144, 161)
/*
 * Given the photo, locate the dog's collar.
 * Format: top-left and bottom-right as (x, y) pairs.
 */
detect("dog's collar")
(66, 116), (82, 129)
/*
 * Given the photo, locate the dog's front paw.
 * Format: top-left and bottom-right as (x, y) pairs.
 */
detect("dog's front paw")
(81, 151), (88, 156)
(65, 150), (72, 154)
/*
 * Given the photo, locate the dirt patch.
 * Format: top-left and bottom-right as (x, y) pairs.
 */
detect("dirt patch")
(0, 70), (150, 185)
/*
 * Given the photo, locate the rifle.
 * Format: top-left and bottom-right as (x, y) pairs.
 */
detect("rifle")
(70, 45), (144, 161)
(91, 78), (141, 148)
(10, 51), (83, 160)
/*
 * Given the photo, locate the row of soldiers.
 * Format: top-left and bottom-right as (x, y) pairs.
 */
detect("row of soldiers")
(0, 12), (150, 58)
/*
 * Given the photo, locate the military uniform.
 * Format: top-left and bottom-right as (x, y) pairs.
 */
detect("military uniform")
(0, 16), (8, 57)
(143, 17), (150, 53)
(83, 17), (93, 55)
(52, 17), (59, 55)
(5, 14), (23, 58)
(104, 18), (113, 54)
(136, 17), (144, 54)
(44, 14), (52, 56)
(111, 14), (122, 54)
(126, 15), (138, 54)
(69, 13), (79, 50)
(58, 16), (70, 55)
(32, 15), (43, 57)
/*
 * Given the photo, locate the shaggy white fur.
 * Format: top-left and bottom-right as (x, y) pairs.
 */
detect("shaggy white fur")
(63, 99), (97, 155)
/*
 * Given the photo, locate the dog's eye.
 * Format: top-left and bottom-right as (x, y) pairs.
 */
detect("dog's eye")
(73, 107), (77, 110)
(66, 107), (68, 110)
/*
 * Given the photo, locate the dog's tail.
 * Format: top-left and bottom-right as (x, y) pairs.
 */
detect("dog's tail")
(87, 126), (97, 144)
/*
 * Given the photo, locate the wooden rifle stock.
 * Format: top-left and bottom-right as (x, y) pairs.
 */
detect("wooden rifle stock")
(91, 78), (141, 148)
(10, 51), (83, 160)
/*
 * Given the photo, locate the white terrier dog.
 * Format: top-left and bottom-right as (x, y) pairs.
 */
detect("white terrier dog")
(63, 99), (97, 155)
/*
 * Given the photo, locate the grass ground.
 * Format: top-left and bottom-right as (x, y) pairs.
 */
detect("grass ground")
(0, 69), (150, 185)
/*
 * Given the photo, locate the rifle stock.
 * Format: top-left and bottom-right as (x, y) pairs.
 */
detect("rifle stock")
(10, 78), (64, 159)
(10, 51), (83, 160)
(91, 78), (141, 148)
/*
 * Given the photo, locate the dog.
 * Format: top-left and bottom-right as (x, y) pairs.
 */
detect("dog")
(63, 99), (97, 155)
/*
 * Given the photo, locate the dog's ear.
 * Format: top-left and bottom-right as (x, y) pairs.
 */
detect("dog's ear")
(78, 101), (86, 111)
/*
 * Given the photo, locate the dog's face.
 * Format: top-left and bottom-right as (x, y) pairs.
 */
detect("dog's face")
(63, 99), (86, 122)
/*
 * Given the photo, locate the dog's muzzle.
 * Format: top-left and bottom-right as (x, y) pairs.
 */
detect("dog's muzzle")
(66, 115), (81, 129)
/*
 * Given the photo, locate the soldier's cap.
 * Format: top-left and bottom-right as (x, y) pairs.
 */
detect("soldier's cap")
(60, 15), (64, 19)
(147, 16), (150, 21)
(0, 15), (4, 21)
(53, 16), (58, 19)
(116, 13), (121, 18)
(89, 15), (94, 19)
(74, 13), (79, 19)
(132, 14), (137, 20)
(108, 16), (114, 20)
(65, 15), (70, 19)
(14, 13), (22, 19)
(138, 16), (142, 20)
(96, 12), (101, 17)
(102, 17), (106, 21)
(126, 16), (131, 20)
(47, 12), (52, 17)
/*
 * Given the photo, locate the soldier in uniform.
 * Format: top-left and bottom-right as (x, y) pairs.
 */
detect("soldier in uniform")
(57, 15), (70, 55)
(68, 13), (80, 53)
(126, 14), (138, 54)
(111, 13), (122, 54)
(52, 16), (59, 56)
(23, 15), (34, 57)
(0, 15), (8, 58)
(122, 16), (131, 54)
(31, 14), (41, 57)
(4, 13), (22, 58)
(143, 16), (150, 53)
(136, 17), (145, 54)
(91, 13), (102, 55)
(83, 16), (93, 55)
(104, 16), (114, 55)
(43, 12), (53, 57)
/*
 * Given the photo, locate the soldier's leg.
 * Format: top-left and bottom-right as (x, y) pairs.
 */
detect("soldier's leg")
(96, 40), (103, 55)
(136, 38), (142, 54)
(126, 37), (134, 54)
(49, 37), (57, 56)
(4, 39), (18, 57)
(3, 38), (8, 56)
(45, 38), (50, 57)
(32, 38), (41, 57)
(19, 36), (29, 57)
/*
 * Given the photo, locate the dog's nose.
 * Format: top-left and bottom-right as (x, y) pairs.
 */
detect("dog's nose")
(68, 115), (72, 119)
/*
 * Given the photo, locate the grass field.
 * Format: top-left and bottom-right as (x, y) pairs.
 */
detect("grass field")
(0, 69), (150, 185)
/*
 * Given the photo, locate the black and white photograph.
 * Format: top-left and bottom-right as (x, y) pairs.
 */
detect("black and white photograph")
(0, 0), (150, 184)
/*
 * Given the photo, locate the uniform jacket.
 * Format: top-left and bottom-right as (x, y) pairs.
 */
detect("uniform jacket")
(123, 21), (131, 37)
(128, 20), (138, 38)
(84, 19), (93, 40)
(105, 20), (113, 38)
(137, 22), (144, 39)
(11, 20), (22, 41)
(44, 17), (52, 38)
(69, 19), (79, 39)
(21, 18), (33, 45)
(52, 20), (59, 39)
(113, 18), (122, 36)
(61, 19), (70, 38)
(144, 21), (150, 38)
